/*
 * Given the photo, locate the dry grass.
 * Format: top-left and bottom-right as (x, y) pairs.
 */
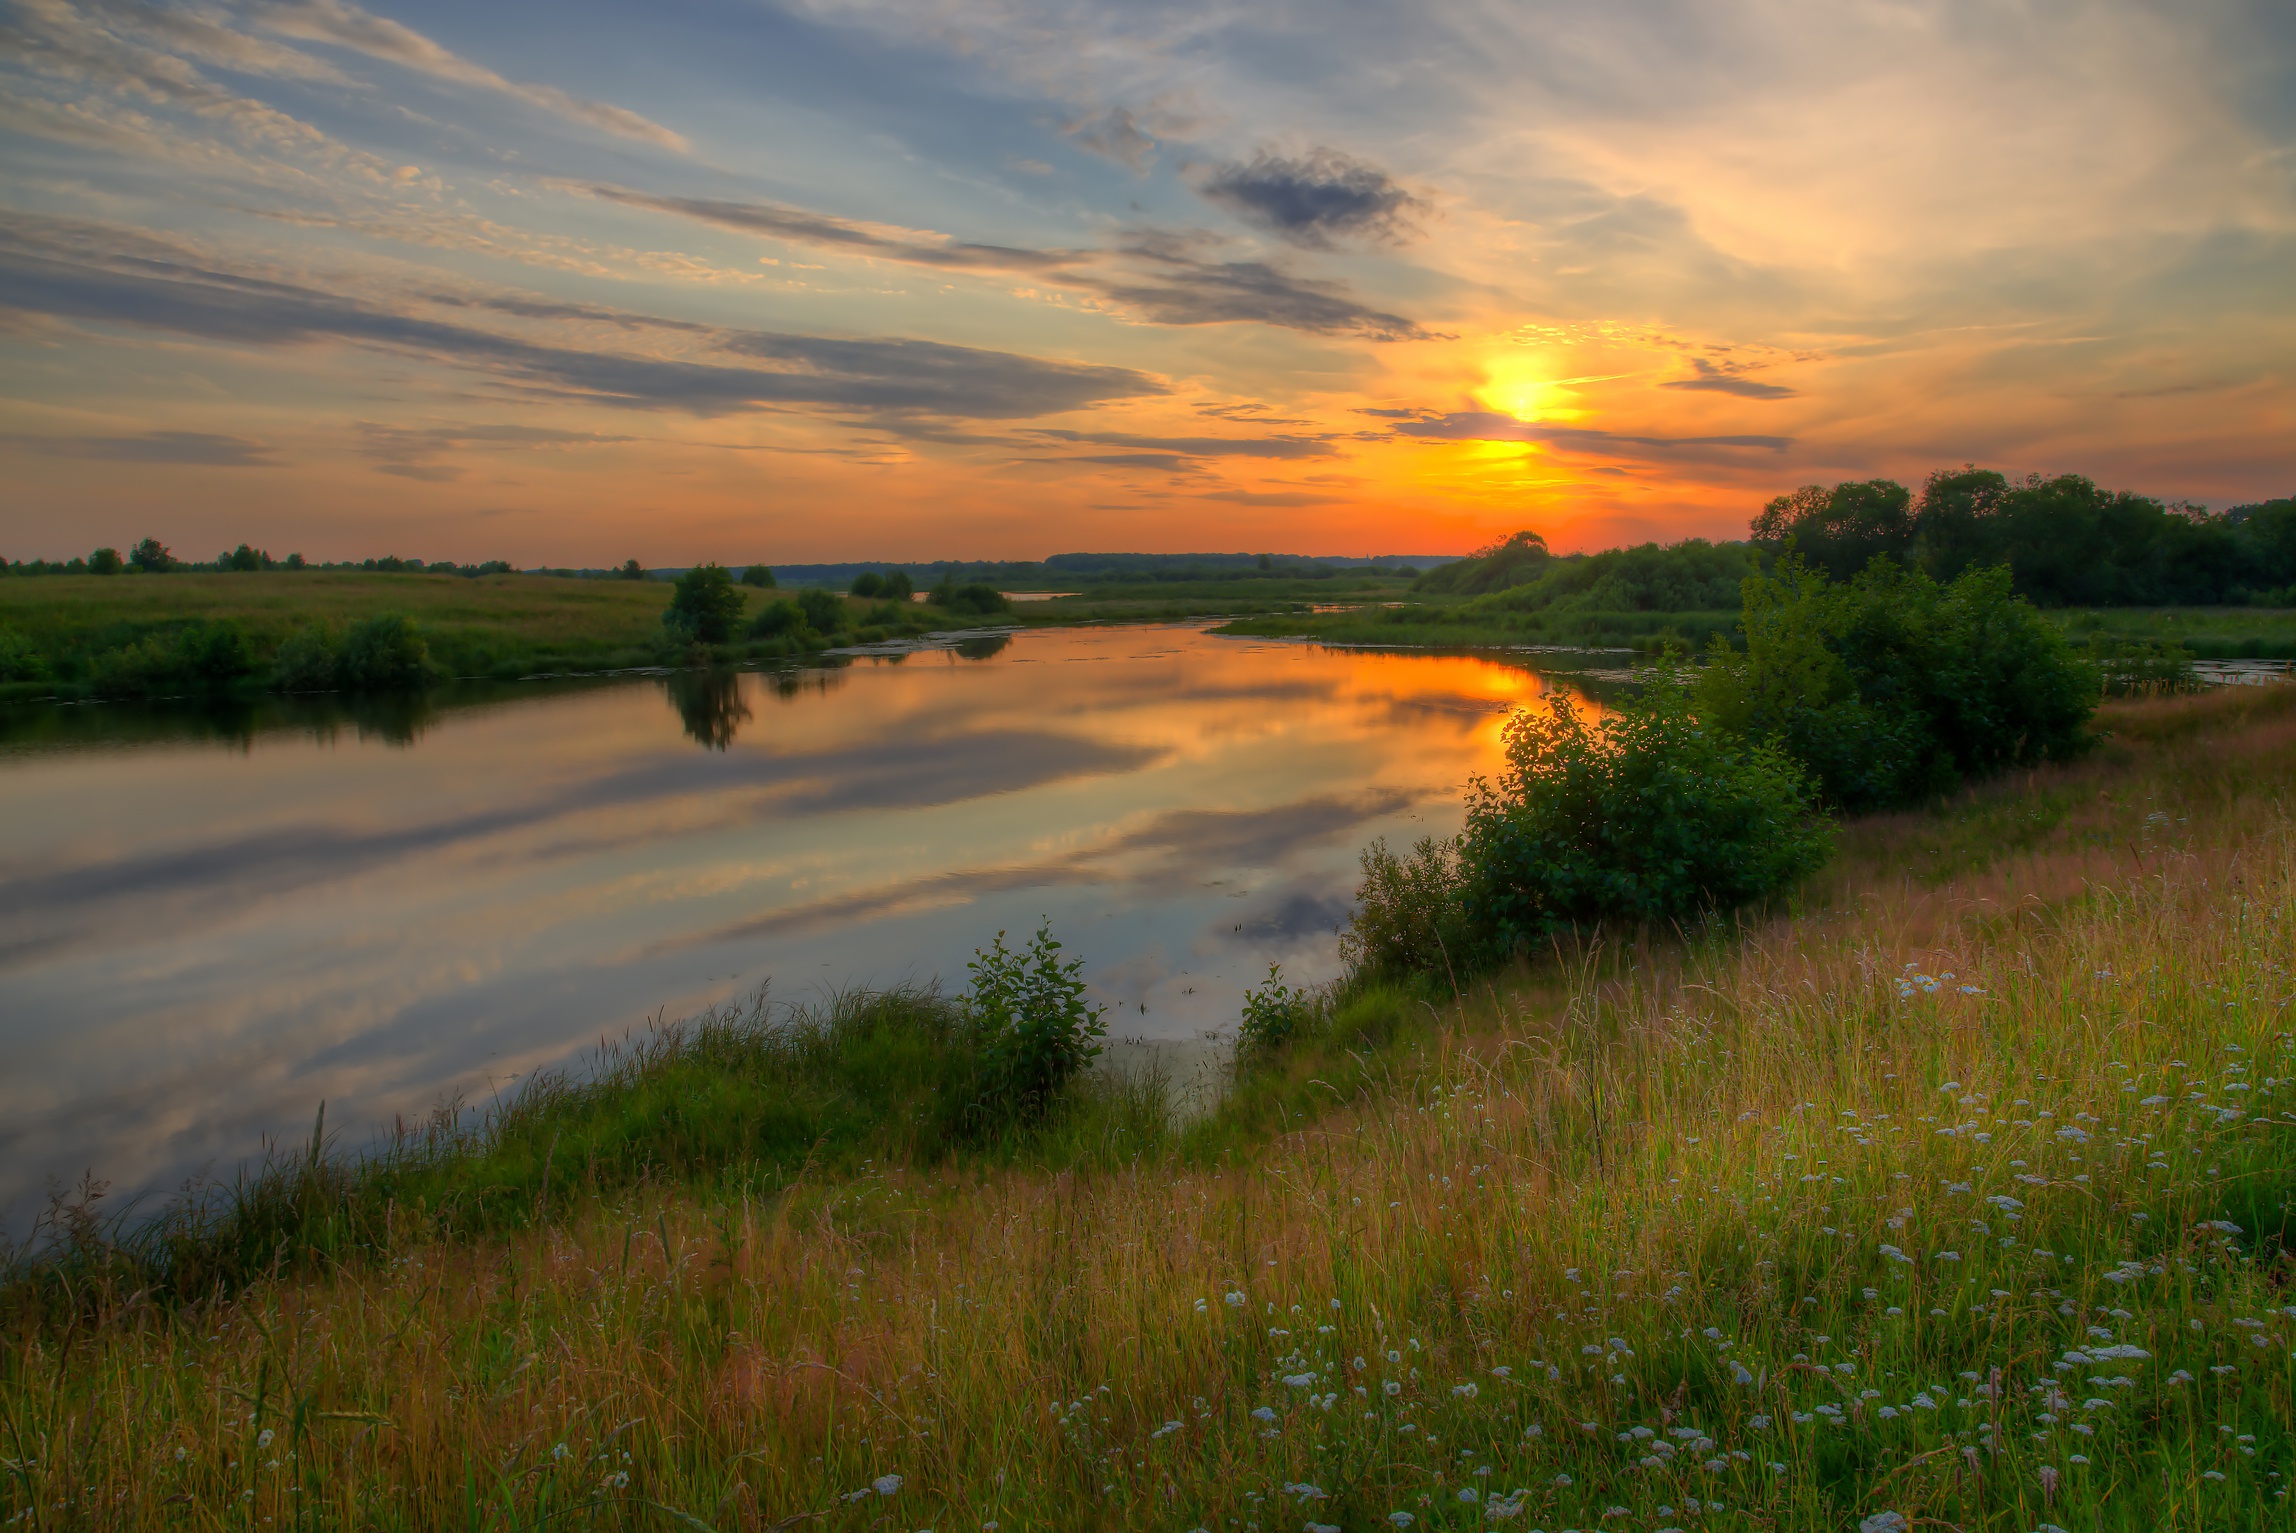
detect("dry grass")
(5, 689), (2295, 1531)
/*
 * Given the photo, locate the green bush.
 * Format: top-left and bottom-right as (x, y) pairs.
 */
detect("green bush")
(1696, 559), (2097, 810)
(2088, 635), (2201, 697)
(796, 587), (846, 633)
(663, 562), (744, 645)
(88, 546), (123, 575)
(740, 563), (776, 589)
(748, 598), (808, 639)
(270, 625), (338, 692)
(1455, 674), (1829, 959)
(1342, 835), (1479, 986)
(1235, 963), (1316, 1064)
(0, 626), (48, 683)
(85, 621), (254, 696)
(851, 571), (885, 597)
(337, 613), (440, 691)
(928, 577), (1012, 615)
(964, 922), (1106, 1126)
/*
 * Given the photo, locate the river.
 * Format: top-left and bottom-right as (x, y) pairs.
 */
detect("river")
(0, 623), (1602, 1235)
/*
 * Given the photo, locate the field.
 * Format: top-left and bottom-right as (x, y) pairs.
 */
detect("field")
(0, 572), (680, 694)
(4, 683), (2292, 1529)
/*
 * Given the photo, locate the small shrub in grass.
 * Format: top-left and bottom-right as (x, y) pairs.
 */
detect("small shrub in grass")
(796, 586), (847, 634)
(0, 625), (49, 683)
(965, 921), (1106, 1127)
(2088, 634), (2202, 696)
(1235, 963), (1316, 1065)
(1456, 671), (1830, 961)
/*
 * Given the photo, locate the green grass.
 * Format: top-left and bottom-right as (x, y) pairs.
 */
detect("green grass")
(2047, 606), (2296, 659)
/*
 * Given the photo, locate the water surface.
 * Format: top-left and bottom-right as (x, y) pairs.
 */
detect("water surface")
(0, 624), (1586, 1232)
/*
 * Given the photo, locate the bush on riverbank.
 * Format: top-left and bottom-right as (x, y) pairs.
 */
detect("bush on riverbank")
(1343, 672), (1828, 986)
(1696, 559), (2097, 811)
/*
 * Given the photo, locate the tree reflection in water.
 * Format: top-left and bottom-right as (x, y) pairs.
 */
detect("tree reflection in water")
(665, 669), (752, 749)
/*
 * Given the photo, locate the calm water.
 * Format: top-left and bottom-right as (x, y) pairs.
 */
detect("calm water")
(0, 624), (1590, 1234)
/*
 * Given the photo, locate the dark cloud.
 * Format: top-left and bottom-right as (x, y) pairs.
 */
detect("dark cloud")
(1092, 244), (1429, 340)
(1660, 356), (1797, 399)
(586, 186), (1081, 273)
(1395, 410), (1790, 455)
(0, 222), (1162, 420)
(2, 430), (278, 465)
(1196, 149), (1425, 250)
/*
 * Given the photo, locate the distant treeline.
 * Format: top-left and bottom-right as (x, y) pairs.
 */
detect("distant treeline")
(1410, 472), (2296, 612)
(1753, 471), (2296, 606)
(4, 539), (513, 579)
(729, 551), (1433, 588)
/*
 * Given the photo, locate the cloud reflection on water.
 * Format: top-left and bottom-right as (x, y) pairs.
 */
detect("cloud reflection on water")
(0, 625), (1575, 1233)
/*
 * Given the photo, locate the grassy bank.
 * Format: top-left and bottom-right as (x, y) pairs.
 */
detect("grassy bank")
(0, 571), (1412, 705)
(3, 684), (2292, 1528)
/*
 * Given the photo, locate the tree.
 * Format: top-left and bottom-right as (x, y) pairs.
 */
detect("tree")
(619, 559), (646, 581)
(225, 543), (267, 572)
(88, 546), (124, 575)
(880, 569), (913, 600)
(740, 563), (776, 589)
(851, 571), (885, 597)
(1749, 480), (1915, 581)
(663, 562), (745, 645)
(130, 538), (174, 573)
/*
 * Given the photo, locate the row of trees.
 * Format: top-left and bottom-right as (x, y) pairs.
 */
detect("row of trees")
(3, 540), (512, 577)
(659, 564), (1013, 646)
(1755, 471), (2296, 606)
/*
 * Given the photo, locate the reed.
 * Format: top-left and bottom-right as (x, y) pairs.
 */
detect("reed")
(4, 686), (2293, 1530)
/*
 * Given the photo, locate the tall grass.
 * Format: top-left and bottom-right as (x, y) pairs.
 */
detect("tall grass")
(4, 688), (2294, 1530)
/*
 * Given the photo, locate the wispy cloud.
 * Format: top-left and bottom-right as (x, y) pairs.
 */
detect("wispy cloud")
(248, 0), (688, 151)
(1394, 410), (1790, 456)
(582, 185), (1432, 339)
(0, 218), (1163, 421)
(1, 430), (280, 466)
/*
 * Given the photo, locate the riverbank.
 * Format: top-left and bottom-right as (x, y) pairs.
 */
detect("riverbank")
(0, 568), (1417, 704)
(1217, 598), (2296, 659)
(3, 682), (2290, 1528)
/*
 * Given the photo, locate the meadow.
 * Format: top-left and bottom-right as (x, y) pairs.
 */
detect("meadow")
(4, 680), (2291, 1530)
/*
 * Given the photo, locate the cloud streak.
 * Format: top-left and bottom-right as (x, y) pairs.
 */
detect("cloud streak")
(249, 0), (688, 150)
(1394, 410), (1790, 456)
(0, 220), (1163, 420)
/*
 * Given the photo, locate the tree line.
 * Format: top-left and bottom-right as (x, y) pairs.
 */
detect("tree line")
(3, 538), (512, 578)
(1755, 470), (2296, 606)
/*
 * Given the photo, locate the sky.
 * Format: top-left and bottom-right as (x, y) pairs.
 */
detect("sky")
(0, 0), (2290, 564)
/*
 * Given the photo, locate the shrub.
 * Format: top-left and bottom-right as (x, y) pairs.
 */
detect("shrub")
(270, 625), (339, 692)
(796, 587), (846, 634)
(663, 562), (745, 645)
(740, 563), (777, 589)
(1342, 835), (1478, 987)
(2088, 636), (2201, 697)
(880, 569), (914, 600)
(88, 546), (123, 575)
(748, 598), (806, 639)
(964, 922), (1106, 1127)
(1235, 964), (1317, 1065)
(1696, 559), (2097, 810)
(851, 571), (885, 597)
(337, 614), (439, 691)
(1453, 674), (1830, 960)
(0, 626), (49, 683)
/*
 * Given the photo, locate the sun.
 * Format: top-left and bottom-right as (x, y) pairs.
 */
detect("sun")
(1476, 353), (1586, 424)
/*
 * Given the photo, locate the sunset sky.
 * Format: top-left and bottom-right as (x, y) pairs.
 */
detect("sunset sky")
(2, 0), (2290, 564)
